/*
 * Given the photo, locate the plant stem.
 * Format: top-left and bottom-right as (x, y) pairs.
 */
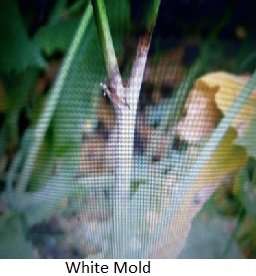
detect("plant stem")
(145, 0), (161, 33)
(91, 0), (160, 257)
(91, 0), (122, 87)
(15, 4), (93, 193)
(111, 35), (153, 257)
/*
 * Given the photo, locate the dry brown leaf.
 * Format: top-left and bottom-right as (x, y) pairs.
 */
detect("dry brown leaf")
(177, 71), (256, 143)
(177, 80), (221, 142)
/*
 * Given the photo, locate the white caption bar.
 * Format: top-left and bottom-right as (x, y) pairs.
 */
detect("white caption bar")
(0, 259), (255, 276)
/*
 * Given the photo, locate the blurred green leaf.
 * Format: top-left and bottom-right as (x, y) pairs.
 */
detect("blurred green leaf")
(0, 69), (39, 155)
(28, 132), (56, 191)
(0, 0), (46, 73)
(8, 172), (74, 226)
(234, 160), (256, 216)
(47, 0), (69, 25)
(12, 170), (116, 226)
(234, 42), (256, 73)
(236, 117), (256, 159)
(51, 26), (104, 156)
(236, 214), (256, 257)
(240, 181), (256, 216)
(179, 217), (241, 258)
(12, 6), (95, 193)
(35, 17), (81, 56)
(49, 0), (130, 157)
(106, 0), (130, 56)
(0, 80), (8, 113)
(0, 213), (34, 258)
(106, 0), (130, 35)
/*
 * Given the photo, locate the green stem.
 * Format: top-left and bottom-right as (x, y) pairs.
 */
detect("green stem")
(145, 0), (161, 33)
(91, 0), (121, 82)
(15, 4), (93, 193)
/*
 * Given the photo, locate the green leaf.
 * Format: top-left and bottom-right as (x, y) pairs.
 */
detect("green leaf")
(236, 117), (256, 159)
(28, 133), (56, 191)
(47, 0), (68, 25)
(14, 5), (94, 193)
(0, 213), (34, 258)
(240, 181), (256, 216)
(35, 17), (81, 56)
(35, 0), (86, 56)
(105, 0), (130, 56)
(0, 1), (46, 73)
(0, 68), (39, 152)
(234, 160), (256, 216)
(8, 172), (74, 226)
(106, 0), (130, 35)
(144, 0), (161, 33)
(51, 26), (105, 156)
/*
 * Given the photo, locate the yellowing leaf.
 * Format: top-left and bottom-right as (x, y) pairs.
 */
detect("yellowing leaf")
(198, 72), (256, 136)
(151, 128), (247, 258)
(196, 128), (247, 188)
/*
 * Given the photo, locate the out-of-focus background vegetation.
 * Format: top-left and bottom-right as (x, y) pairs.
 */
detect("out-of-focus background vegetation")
(0, 0), (256, 258)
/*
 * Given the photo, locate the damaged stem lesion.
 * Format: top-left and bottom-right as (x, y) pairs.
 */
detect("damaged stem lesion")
(91, 0), (160, 257)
